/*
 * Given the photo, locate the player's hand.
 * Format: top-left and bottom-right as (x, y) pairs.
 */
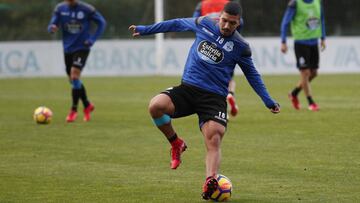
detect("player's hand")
(320, 39), (326, 52)
(84, 39), (94, 47)
(270, 103), (281, 114)
(129, 25), (140, 37)
(281, 43), (288, 54)
(49, 24), (58, 33)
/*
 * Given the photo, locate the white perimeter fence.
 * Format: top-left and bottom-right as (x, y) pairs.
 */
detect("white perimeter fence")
(0, 37), (359, 78)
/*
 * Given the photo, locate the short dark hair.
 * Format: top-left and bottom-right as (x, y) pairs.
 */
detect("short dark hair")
(223, 2), (242, 16)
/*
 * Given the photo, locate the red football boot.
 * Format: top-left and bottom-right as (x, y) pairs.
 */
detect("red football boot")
(202, 176), (219, 200)
(288, 93), (301, 110)
(170, 138), (187, 170)
(227, 94), (239, 117)
(66, 110), (78, 123)
(308, 103), (319, 112)
(83, 103), (95, 122)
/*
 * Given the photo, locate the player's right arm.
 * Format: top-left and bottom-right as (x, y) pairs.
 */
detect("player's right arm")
(129, 18), (197, 37)
(280, 0), (296, 53)
(47, 5), (61, 34)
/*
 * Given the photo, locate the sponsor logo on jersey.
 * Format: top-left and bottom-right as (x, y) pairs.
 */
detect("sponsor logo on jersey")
(197, 40), (224, 64)
(223, 41), (234, 52)
(65, 20), (83, 34)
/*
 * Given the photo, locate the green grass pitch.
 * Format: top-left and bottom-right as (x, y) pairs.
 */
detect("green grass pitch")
(0, 74), (359, 203)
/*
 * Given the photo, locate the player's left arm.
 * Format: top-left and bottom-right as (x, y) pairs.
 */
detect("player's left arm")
(86, 11), (107, 46)
(320, 0), (326, 51)
(237, 45), (280, 114)
(129, 18), (197, 37)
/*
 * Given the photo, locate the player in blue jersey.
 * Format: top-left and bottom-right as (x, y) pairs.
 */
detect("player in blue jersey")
(281, 0), (326, 111)
(193, 0), (245, 117)
(129, 2), (280, 199)
(48, 0), (106, 122)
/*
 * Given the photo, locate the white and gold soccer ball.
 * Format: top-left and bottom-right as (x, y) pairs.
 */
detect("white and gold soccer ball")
(33, 106), (53, 124)
(210, 174), (233, 202)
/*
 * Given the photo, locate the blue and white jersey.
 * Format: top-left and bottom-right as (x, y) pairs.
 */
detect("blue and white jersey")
(136, 17), (276, 108)
(48, 1), (106, 53)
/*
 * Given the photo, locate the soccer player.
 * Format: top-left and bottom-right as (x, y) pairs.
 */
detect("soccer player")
(193, 0), (244, 117)
(47, 0), (106, 122)
(129, 2), (280, 199)
(280, 0), (326, 111)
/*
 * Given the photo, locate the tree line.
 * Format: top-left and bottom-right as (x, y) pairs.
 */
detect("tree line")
(0, 0), (358, 41)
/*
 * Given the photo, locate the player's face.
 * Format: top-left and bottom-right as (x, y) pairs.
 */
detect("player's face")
(219, 12), (241, 37)
(64, 0), (77, 6)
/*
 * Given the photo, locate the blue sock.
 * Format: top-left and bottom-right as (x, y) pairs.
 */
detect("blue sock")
(71, 79), (82, 110)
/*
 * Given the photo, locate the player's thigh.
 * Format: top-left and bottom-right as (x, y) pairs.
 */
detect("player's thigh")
(160, 85), (195, 118)
(149, 93), (176, 116)
(64, 53), (73, 76)
(196, 92), (228, 129)
(70, 50), (90, 77)
(309, 45), (320, 69)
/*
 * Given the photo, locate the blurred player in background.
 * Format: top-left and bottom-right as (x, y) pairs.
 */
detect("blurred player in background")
(130, 2), (280, 199)
(281, 0), (326, 111)
(193, 0), (244, 117)
(48, 0), (106, 122)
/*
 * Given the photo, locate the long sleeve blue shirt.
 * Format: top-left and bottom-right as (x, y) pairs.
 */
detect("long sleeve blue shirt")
(48, 1), (106, 53)
(136, 17), (277, 108)
(281, 0), (326, 45)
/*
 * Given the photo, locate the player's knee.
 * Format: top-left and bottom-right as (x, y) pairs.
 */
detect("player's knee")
(311, 70), (318, 78)
(148, 98), (165, 117)
(214, 127), (225, 139)
(70, 74), (80, 81)
(206, 133), (222, 149)
(301, 70), (311, 79)
(70, 67), (81, 80)
(204, 125), (225, 147)
(149, 94), (173, 116)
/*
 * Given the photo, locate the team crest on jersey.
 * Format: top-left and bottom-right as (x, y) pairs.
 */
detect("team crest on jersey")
(223, 41), (234, 52)
(197, 40), (224, 64)
(77, 11), (85, 19)
(307, 17), (320, 30)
